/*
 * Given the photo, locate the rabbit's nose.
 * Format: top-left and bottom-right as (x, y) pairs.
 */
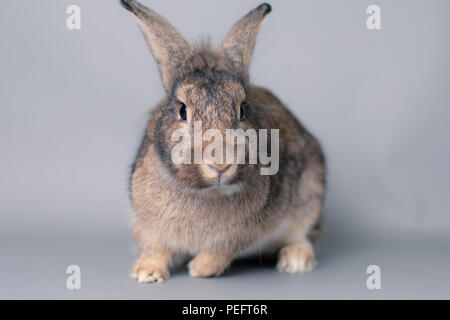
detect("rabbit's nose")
(206, 162), (232, 176)
(201, 159), (238, 181)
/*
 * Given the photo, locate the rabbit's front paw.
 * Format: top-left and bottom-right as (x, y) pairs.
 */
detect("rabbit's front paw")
(277, 242), (317, 274)
(188, 250), (233, 277)
(131, 258), (169, 283)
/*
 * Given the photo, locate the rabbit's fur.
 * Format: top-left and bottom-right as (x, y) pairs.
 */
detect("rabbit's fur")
(121, 0), (326, 282)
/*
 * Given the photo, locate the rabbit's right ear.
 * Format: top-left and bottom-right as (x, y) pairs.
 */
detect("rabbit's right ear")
(121, 0), (191, 92)
(218, 3), (271, 82)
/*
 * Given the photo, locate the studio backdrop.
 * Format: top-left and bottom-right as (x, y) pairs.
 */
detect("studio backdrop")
(0, 0), (449, 299)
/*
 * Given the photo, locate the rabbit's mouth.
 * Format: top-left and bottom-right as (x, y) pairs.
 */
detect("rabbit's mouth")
(199, 161), (239, 186)
(202, 175), (236, 188)
(199, 182), (243, 197)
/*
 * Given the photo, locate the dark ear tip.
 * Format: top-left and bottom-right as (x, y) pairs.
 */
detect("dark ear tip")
(258, 3), (272, 16)
(120, 0), (135, 13)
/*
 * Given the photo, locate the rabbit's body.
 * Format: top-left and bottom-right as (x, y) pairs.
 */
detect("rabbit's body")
(121, 1), (325, 282)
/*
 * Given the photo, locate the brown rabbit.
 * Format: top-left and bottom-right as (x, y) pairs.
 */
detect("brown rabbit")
(121, 0), (326, 283)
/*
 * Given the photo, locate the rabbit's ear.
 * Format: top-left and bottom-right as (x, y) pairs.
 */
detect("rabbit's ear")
(218, 3), (271, 80)
(121, 0), (191, 91)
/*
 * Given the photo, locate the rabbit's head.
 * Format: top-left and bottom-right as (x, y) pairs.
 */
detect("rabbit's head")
(122, 0), (272, 190)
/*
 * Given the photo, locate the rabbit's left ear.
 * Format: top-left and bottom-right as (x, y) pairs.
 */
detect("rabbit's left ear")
(121, 0), (191, 91)
(218, 3), (271, 81)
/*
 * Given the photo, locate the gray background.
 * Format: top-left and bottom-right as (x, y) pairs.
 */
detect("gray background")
(1, 0), (449, 299)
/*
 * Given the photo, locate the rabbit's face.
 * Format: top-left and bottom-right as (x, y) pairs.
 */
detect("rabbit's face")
(157, 64), (259, 190)
(121, 0), (271, 189)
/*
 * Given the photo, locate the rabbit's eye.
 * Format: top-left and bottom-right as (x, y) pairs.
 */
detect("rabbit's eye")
(240, 101), (248, 121)
(179, 103), (187, 121)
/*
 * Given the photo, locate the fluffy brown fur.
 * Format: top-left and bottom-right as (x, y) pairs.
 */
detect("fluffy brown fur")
(121, 0), (326, 282)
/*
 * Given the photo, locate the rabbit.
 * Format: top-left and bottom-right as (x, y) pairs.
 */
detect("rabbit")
(120, 0), (326, 283)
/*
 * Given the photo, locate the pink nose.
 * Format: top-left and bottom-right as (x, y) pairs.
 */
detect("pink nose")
(206, 163), (232, 176)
